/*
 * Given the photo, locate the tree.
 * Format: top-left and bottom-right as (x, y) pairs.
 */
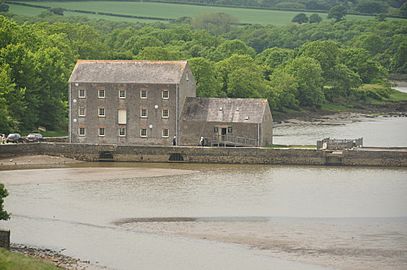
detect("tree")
(192, 12), (238, 35)
(309, 14), (322, 23)
(212, 39), (255, 61)
(215, 54), (269, 98)
(352, 33), (385, 56)
(356, 0), (389, 14)
(188, 57), (223, 97)
(401, 3), (407, 17)
(284, 57), (325, 107)
(329, 64), (362, 98)
(300, 40), (340, 82)
(137, 47), (182, 60)
(341, 47), (386, 83)
(292, 13), (309, 24)
(255, 47), (294, 75)
(328, 5), (347, 22)
(0, 2), (9, 13)
(49, 7), (65, 16)
(269, 68), (299, 111)
(375, 14), (386, 21)
(123, 35), (164, 55)
(0, 64), (16, 133)
(0, 183), (10, 221)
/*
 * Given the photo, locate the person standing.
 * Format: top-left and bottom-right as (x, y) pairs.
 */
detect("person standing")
(172, 135), (177, 146)
(200, 136), (204, 147)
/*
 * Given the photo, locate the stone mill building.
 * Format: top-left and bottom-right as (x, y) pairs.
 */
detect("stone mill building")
(180, 97), (273, 146)
(69, 60), (273, 146)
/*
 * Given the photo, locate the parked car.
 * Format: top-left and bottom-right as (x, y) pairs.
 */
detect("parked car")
(6, 133), (24, 143)
(26, 133), (43, 143)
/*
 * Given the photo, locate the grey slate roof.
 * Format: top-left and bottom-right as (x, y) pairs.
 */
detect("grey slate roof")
(182, 97), (269, 124)
(69, 60), (188, 83)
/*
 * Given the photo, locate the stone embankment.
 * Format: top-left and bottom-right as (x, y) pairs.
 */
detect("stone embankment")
(1, 143), (407, 167)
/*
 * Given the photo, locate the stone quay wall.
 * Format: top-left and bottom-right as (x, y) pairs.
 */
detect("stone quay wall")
(0, 230), (10, 249)
(0, 143), (407, 167)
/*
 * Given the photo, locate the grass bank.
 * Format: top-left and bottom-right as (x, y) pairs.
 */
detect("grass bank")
(0, 248), (61, 270)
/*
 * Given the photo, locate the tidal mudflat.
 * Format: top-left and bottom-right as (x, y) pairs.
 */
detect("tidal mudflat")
(1, 164), (406, 269)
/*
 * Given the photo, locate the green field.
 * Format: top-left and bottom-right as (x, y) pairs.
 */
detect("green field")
(8, 1), (377, 25)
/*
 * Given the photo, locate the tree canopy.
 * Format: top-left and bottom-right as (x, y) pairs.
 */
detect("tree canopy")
(0, 183), (9, 221)
(0, 13), (405, 131)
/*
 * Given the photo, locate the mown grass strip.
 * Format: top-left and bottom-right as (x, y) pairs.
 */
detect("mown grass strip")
(0, 248), (62, 270)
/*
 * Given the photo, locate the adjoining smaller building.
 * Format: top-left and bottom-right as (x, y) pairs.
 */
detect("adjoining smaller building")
(180, 97), (273, 147)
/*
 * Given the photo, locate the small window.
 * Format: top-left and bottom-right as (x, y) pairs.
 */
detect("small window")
(228, 127), (233, 133)
(214, 127), (218, 133)
(79, 127), (86, 136)
(98, 107), (105, 117)
(99, 127), (105, 137)
(119, 127), (126, 137)
(162, 109), (169, 118)
(98, 89), (105, 98)
(141, 108), (148, 118)
(162, 128), (169, 138)
(119, 90), (126, 99)
(140, 128), (147, 137)
(140, 89), (147, 99)
(78, 89), (86, 98)
(79, 107), (86, 117)
(162, 90), (169, 99)
(118, 110), (127, 124)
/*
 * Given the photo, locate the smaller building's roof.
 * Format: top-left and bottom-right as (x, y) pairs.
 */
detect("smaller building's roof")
(182, 97), (269, 124)
(69, 60), (188, 84)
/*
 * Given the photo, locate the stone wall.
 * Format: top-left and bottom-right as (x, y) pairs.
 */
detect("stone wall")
(179, 121), (261, 146)
(1, 143), (407, 167)
(0, 230), (10, 249)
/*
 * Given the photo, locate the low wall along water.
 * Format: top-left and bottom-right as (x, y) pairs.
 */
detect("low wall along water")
(0, 143), (407, 167)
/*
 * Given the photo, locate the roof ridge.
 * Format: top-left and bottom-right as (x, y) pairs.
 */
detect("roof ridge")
(76, 60), (188, 64)
(191, 97), (268, 101)
(69, 60), (189, 83)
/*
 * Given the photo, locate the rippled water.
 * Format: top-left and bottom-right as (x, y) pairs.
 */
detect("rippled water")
(1, 164), (407, 270)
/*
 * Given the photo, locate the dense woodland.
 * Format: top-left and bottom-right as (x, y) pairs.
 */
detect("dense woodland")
(0, 10), (406, 133)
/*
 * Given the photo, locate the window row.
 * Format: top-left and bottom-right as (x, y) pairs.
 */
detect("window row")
(78, 108), (169, 119)
(78, 89), (169, 99)
(78, 127), (169, 138)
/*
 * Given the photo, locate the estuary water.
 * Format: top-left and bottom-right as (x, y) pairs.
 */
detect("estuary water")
(1, 164), (407, 270)
(273, 115), (407, 147)
(1, 108), (407, 269)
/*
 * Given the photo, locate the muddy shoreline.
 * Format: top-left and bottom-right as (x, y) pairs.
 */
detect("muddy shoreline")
(11, 244), (100, 270)
(273, 101), (407, 122)
(118, 217), (407, 270)
(0, 155), (82, 171)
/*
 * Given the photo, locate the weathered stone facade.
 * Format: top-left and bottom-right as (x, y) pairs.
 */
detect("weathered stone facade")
(69, 60), (196, 145)
(180, 97), (273, 146)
